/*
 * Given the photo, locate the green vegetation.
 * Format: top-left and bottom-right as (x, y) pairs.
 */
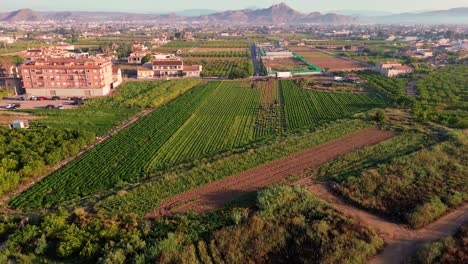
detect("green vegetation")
(10, 84), (215, 210)
(184, 51), (250, 57)
(162, 186), (384, 264)
(360, 72), (414, 107)
(163, 40), (249, 48)
(281, 80), (384, 131)
(11, 78), (384, 211)
(26, 80), (202, 136)
(184, 59), (254, 78)
(98, 119), (370, 215)
(0, 128), (94, 196)
(0, 186), (383, 263)
(411, 224), (468, 264)
(414, 65), (468, 128)
(332, 132), (467, 228)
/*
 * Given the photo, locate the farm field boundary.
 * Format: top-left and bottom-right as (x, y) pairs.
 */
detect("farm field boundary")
(300, 182), (468, 264)
(149, 126), (395, 217)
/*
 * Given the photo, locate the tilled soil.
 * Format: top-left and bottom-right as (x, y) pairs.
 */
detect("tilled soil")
(148, 127), (395, 217)
(301, 183), (468, 264)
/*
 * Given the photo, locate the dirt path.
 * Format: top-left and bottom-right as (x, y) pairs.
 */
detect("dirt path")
(148, 127), (395, 217)
(0, 109), (155, 206)
(300, 182), (468, 264)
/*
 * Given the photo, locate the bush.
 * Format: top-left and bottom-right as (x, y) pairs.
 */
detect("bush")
(406, 197), (448, 228)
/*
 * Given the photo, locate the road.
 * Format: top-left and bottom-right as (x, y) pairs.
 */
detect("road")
(298, 181), (468, 264)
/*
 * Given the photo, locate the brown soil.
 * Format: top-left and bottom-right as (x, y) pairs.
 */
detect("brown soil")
(300, 182), (468, 264)
(148, 127), (395, 217)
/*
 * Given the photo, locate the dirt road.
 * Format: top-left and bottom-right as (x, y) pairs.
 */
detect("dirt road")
(149, 127), (395, 217)
(301, 183), (468, 264)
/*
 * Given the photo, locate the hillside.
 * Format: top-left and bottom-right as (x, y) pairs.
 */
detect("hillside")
(0, 8), (40, 22)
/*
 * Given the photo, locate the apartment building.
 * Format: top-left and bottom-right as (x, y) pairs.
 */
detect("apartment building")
(20, 57), (117, 97)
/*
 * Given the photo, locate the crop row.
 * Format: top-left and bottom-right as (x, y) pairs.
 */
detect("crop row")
(10, 84), (214, 210)
(281, 80), (384, 131)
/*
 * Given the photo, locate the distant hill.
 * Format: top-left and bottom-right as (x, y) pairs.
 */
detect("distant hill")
(0, 8), (41, 22)
(2, 5), (466, 25)
(375, 7), (468, 24)
(196, 3), (358, 24)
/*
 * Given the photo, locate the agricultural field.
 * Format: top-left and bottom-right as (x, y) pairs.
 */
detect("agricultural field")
(154, 40), (250, 53)
(315, 111), (468, 229)
(414, 65), (468, 128)
(359, 72), (414, 107)
(288, 46), (369, 71)
(24, 79), (202, 136)
(11, 80), (383, 210)
(262, 57), (310, 72)
(281, 80), (384, 131)
(184, 59), (253, 78)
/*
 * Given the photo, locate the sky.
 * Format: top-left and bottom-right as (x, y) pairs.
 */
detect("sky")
(1, 0), (468, 13)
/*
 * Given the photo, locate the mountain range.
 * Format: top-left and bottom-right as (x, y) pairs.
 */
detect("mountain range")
(0, 3), (467, 24)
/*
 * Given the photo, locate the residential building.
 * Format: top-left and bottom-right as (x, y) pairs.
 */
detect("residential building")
(137, 59), (202, 79)
(375, 62), (413, 77)
(413, 49), (433, 57)
(127, 51), (148, 64)
(20, 57), (118, 97)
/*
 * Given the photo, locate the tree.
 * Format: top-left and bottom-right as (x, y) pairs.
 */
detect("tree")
(141, 54), (153, 65)
(374, 110), (387, 122)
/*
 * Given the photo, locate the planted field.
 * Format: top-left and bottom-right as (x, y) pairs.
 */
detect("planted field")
(281, 80), (384, 130)
(12, 79), (384, 210)
(360, 72), (412, 107)
(149, 81), (270, 170)
(184, 59), (253, 78)
(184, 51), (250, 58)
(10, 84), (215, 209)
(97, 119), (372, 215)
(150, 127), (395, 216)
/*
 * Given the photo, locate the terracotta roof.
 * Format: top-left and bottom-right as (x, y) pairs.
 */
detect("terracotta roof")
(137, 67), (153, 72)
(152, 60), (183, 66)
(183, 65), (201, 71)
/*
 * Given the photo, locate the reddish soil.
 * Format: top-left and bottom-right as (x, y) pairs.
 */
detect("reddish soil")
(148, 127), (395, 217)
(300, 182), (468, 264)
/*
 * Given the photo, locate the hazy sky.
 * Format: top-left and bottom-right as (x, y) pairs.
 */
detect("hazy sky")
(1, 0), (468, 13)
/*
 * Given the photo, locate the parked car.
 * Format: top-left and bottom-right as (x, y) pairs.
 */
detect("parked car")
(51, 96), (61, 100)
(45, 105), (55, 109)
(57, 105), (64, 110)
(5, 104), (14, 109)
(18, 96), (25, 101)
(38, 96), (47, 101)
(30, 96), (37, 101)
(12, 103), (21, 108)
